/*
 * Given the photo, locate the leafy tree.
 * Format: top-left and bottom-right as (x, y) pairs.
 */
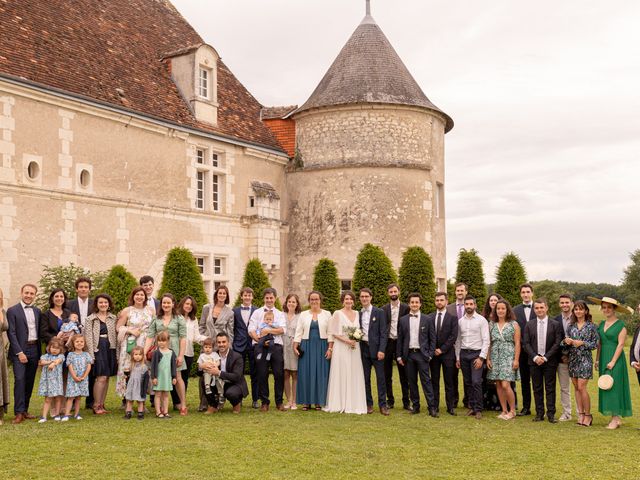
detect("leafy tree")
(454, 248), (487, 308)
(398, 246), (437, 313)
(352, 243), (397, 308)
(234, 258), (274, 308)
(494, 252), (527, 308)
(530, 280), (571, 317)
(98, 265), (138, 314)
(158, 247), (209, 317)
(36, 263), (107, 309)
(621, 249), (640, 310)
(312, 258), (341, 313)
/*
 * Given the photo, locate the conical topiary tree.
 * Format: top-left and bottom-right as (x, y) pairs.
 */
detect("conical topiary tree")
(455, 248), (487, 308)
(312, 258), (341, 313)
(352, 243), (397, 308)
(234, 258), (273, 308)
(98, 264), (138, 315)
(494, 252), (527, 308)
(158, 247), (209, 316)
(398, 246), (437, 313)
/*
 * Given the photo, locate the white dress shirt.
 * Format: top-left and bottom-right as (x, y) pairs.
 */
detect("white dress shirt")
(248, 306), (286, 346)
(240, 305), (252, 327)
(523, 304), (533, 321)
(361, 307), (371, 342)
(219, 352), (228, 374)
(409, 313), (420, 349)
(389, 303), (400, 339)
(77, 296), (90, 324)
(455, 312), (490, 360)
(534, 316), (548, 362)
(21, 302), (38, 341)
(185, 318), (207, 357)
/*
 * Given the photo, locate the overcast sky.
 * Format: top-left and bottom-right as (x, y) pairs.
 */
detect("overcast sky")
(173, 0), (640, 284)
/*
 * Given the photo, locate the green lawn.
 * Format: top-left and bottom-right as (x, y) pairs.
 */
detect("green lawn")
(1, 313), (638, 479)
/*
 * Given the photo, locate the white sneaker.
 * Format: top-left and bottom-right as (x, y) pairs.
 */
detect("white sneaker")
(559, 414), (572, 422)
(53, 416), (61, 421)
(60, 416), (70, 422)
(38, 417), (47, 423)
(74, 414), (83, 420)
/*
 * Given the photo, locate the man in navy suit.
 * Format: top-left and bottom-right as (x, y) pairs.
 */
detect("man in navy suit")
(7, 284), (41, 424)
(139, 275), (160, 313)
(358, 288), (389, 415)
(396, 292), (437, 416)
(382, 283), (411, 410)
(232, 287), (259, 408)
(429, 292), (459, 415)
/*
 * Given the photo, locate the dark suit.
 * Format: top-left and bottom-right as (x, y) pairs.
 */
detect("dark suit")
(359, 306), (387, 408)
(232, 305), (258, 403)
(382, 302), (410, 408)
(630, 328), (640, 386)
(513, 303), (534, 411)
(67, 297), (96, 407)
(204, 349), (249, 407)
(522, 317), (563, 418)
(428, 310), (458, 412)
(396, 312), (436, 412)
(7, 303), (41, 415)
(446, 302), (465, 407)
(66, 297), (95, 327)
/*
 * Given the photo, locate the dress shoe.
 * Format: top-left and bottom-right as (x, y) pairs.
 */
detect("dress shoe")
(403, 404), (412, 411)
(447, 408), (457, 416)
(474, 412), (482, 420)
(260, 404), (269, 412)
(532, 415), (545, 422)
(252, 401), (260, 409)
(367, 406), (374, 414)
(197, 406), (208, 412)
(204, 406), (218, 414)
(548, 416), (558, 424)
(428, 408), (439, 418)
(410, 409), (420, 415)
(466, 409), (475, 416)
(276, 404), (285, 412)
(12, 413), (25, 424)
(517, 408), (531, 417)
(387, 402), (395, 409)
(23, 412), (36, 420)
(380, 407), (390, 416)
(232, 404), (241, 414)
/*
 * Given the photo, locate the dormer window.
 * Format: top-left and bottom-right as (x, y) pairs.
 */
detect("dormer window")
(198, 67), (210, 99)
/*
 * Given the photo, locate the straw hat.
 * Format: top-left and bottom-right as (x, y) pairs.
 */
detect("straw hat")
(586, 296), (634, 315)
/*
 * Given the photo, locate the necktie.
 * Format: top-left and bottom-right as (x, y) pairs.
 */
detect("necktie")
(436, 312), (442, 335)
(537, 320), (546, 356)
(456, 304), (463, 319)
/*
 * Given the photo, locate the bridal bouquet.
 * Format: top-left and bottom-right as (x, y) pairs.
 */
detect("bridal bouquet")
(343, 326), (363, 342)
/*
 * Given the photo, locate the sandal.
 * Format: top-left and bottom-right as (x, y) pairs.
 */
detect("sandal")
(576, 411), (584, 425)
(315, 405), (322, 411)
(582, 414), (593, 427)
(156, 413), (165, 418)
(179, 407), (188, 416)
(302, 405), (309, 411)
(163, 412), (172, 418)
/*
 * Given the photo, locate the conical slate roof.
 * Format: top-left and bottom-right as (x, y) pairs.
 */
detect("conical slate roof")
(296, 14), (453, 132)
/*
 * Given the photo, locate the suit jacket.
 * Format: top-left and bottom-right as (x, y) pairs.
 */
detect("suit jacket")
(428, 310), (458, 360)
(513, 304), (535, 333)
(630, 328), (640, 365)
(39, 308), (71, 345)
(359, 306), (387, 359)
(67, 297), (95, 323)
(6, 303), (42, 358)
(396, 312), (435, 363)
(446, 302), (463, 319)
(220, 349), (249, 398)
(232, 305), (257, 353)
(522, 317), (563, 366)
(382, 302), (409, 339)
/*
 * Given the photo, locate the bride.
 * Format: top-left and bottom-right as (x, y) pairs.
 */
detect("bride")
(324, 291), (367, 414)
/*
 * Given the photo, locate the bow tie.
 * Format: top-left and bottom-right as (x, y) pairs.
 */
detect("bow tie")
(524, 304), (532, 308)
(410, 314), (419, 318)
(241, 307), (251, 311)
(23, 305), (34, 309)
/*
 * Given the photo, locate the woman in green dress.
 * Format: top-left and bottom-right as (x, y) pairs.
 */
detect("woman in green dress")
(590, 296), (634, 429)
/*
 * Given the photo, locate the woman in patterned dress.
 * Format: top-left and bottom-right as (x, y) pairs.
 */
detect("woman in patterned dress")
(564, 300), (599, 426)
(486, 299), (520, 420)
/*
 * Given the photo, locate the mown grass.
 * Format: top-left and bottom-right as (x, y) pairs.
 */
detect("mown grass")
(1, 312), (638, 480)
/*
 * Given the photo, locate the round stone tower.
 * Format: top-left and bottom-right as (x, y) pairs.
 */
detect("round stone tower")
(286, 10), (453, 296)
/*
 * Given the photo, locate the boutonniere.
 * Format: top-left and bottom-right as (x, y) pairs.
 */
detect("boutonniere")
(420, 326), (425, 331)
(372, 316), (377, 322)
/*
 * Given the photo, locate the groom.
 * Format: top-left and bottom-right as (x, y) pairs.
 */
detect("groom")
(358, 288), (389, 415)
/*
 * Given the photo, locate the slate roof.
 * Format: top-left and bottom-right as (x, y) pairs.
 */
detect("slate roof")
(0, 0), (285, 152)
(296, 15), (453, 132)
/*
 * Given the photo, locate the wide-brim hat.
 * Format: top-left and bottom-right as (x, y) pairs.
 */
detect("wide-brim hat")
(587, 296), (634, 315)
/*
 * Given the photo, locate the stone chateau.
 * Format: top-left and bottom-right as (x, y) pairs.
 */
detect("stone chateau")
(0, 0), (453, 302)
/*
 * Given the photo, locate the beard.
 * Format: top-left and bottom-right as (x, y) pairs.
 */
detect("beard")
(464, 307), (475, 315)
(390, 295), (399, 301)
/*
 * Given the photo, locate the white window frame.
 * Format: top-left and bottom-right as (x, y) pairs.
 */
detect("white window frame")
(198, 67), (210, 99)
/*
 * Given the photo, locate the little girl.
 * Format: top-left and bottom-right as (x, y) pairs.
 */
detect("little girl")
(124, 346), (149, 420)
(150, 331), (177, 418)
(37, 338), (66, 422)
(62, 334), (92, 421)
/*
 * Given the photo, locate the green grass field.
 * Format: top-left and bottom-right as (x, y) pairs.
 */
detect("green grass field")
(2, 310), (638, 479)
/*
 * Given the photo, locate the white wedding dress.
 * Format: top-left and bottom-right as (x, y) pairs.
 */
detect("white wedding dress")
(324, 310), (367, 414)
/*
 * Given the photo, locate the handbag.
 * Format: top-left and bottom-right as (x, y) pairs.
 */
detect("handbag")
(146, 344), (157, 362)
(297, 344), (304, 359)
(598, 369), (614, 390)
(126, 336), (136, 354)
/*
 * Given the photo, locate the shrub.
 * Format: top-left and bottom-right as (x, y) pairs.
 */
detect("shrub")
(312, 258), (341, 313)
(398, 246), (436, 313)
(98, 265), (138, 315)
(234, 258), (279, 308)
(158, 247), (209, 317)
(531, 280), (571, 318)
(454, 248), (487, 308)
(35, 263), (107, 309)
(494, 252), (527, 308)
(352, 243), (397, 308)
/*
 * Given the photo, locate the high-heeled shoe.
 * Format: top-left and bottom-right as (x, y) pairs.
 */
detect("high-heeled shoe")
(582, 414), (593, 427)
(576, 411), (584, 425)
(605, 418), (620, 429)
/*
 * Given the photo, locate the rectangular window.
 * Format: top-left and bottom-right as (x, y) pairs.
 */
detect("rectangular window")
(249, 196), (255, 208)
(196, 148), (205, 164)
(195, 256), (205, 275)
(213, 257), (224, 276)
(212, 174), (219, 211)
(198, 68), (209, 99)
(211, 153), (219, 168)
(214, 281), (227, 290)
(435, 182), (444, 218)
(196, 171), (205, 209)
(341, 279), (352, 293)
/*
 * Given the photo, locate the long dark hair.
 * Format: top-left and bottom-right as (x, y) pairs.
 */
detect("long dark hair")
(48, 288), (68, 310)
(177, 295), (197, 320)
(490, 299), (516, 322)
(159, 293), (179, 317)
(482, 293), (503, 319)
(570, 300), (592, 324)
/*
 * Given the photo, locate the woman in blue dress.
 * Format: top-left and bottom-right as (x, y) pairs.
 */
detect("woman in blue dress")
(294, 291), (333, 410)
